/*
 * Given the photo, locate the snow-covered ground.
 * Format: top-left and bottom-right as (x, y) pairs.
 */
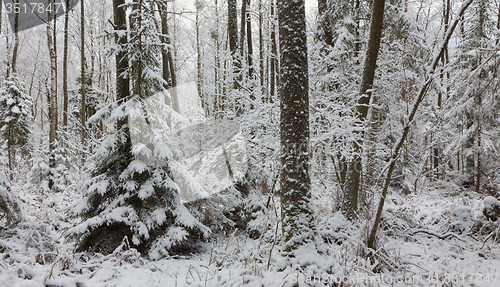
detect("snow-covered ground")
(1, 181), (499, 286)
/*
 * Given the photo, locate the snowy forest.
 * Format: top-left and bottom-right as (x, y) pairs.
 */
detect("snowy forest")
(1, 0), (500, 285)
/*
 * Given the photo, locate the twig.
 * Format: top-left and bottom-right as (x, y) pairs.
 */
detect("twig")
(480, 232), (495, 249)
(411, 229), (465, 242)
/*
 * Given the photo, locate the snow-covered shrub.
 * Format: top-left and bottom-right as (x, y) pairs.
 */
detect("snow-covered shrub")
(0, 175), (22, 226)
(27, 140), (78, 193)
(0, 78), (32, 178)
(483, 196), (500, 221)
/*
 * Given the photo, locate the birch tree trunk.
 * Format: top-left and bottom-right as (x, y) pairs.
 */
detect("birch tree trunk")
(47, 0), (58, 190)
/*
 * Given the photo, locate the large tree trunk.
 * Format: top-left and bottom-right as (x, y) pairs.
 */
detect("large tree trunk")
(113, 0), (130, 129)
(343, 0), (386, 220)
(278, 0), (316, 258)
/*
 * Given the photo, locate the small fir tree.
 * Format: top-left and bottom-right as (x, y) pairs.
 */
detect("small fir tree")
(0, 78), (32, 180)
(67, 0), (210, 258)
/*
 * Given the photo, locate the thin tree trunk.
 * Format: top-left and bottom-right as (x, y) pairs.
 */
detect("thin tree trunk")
(259, 0), (264, 91)
(11, 0), (19, 75)
(8, 129), (12, 180)
(270, 0), (277, 99)
(47, 0), (58, 190)
(344, 0), (386, 220)
(246, 0), (253, 78)
(240, 0), (248, 61)
(81, 0), (86, 139)
(168, 47), (179, 113)
(63, 0), (70, 127)
(196, 3), (203, 111)
(159, 3), (171, 90)
(367, 0), (473, 249)
(47, 0), (58, 153)
(317, 0), (334, 47)
(0, 0), (3, 35)
(228, 0), (240, 92)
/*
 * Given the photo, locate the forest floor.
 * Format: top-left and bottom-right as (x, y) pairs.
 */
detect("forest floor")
(1, 181), (499, 286)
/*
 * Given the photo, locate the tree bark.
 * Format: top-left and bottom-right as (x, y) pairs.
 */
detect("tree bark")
(228, 0), (238, 55)
(240, 0), (248, 61)
(11, 0), (19, 75)
(81, 0), (86, 137)
(47, 0), (58, 157)
(63, 0), (70, 127)
(317, 0), (334, 47)
(259, 0), (264, 90)
(159, 2), (171, 91)
(0, 0), (3, 36)
(113, 0), (130, 129)
(196, 2), (204, 113)
(343, 0), (386, 220)
(270, 0), (277, 99)
(246, 0), (253, 78)
(10, 0), (19, 77)
(278, 0), (316, 257)
(228, 0), (240, 92)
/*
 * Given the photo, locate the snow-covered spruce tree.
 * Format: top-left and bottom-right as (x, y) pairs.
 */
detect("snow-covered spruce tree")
(66, 0), (210, 259)
(0, 174), (22, 226)
(27, 137), (78, 193)
(0, 78), (32, 180)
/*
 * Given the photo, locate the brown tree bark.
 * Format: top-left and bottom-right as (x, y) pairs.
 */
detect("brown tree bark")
(246, 0), (253, 78)
(259, 0), (264, 90)
(317, 0), (334, 47)
(0, 0), (3, 35)
(278, 0), (316, 257)
(270, 0), (277, 99)
(240, 0), (248, 61)
(113, 0), (130, 129)
(63, 0), (70, 127)
(81, 0), (86, 136)
(343, 0), (386, 220)
(11, 0), (19, 75)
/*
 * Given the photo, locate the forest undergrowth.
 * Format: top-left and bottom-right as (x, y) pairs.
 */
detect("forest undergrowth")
(1, 177), (499, 286)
